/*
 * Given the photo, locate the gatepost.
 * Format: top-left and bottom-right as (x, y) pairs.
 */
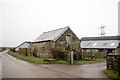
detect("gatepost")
(118, 55), (120, 78)
(70, 51), (74, 64)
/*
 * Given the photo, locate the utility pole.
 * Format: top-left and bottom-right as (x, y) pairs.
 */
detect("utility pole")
(99, 25), (106, 37)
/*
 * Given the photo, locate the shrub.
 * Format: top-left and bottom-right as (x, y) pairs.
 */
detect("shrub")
(104, 70), (120, 80)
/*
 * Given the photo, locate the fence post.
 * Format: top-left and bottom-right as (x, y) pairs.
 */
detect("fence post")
(118, 56), (120, 78)
(70, 51), (74, 64)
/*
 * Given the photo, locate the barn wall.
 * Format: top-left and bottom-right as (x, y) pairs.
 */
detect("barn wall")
(54, 28), (80, 52)
(107, 54), (120, 71)
(115, 48), (120, 54)
(19, 48), (27, 56)
(51, 28), (80, 60)
(82, 48), (107, 59)
(28, 41), (53, 58)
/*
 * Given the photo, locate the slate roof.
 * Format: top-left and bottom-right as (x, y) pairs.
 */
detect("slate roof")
(81, 40), (120, 49)
(34, 26), (69, 42)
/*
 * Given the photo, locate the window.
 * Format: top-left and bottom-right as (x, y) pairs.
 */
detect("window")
(93, 43), (97, 46)
(66, 35), (72, 44)
(110, 43), (115, 46)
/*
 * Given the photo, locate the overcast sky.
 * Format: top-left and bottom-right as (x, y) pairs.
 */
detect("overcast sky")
(0, 0), (119, 47)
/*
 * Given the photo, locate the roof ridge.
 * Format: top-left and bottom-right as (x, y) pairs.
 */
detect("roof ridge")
(43, 26), (69, 33)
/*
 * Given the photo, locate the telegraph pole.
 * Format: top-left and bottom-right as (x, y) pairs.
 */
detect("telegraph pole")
(99, 25), (106, 37)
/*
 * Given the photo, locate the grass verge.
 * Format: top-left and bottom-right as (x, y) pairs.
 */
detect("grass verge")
(74, 58), (105, 64)
(8, 51), (105, 64)
(8, 51), (68, 64)
(104, 70), (120, 80)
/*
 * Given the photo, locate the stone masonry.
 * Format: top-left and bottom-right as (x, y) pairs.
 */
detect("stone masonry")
(107, 53), (120, 71)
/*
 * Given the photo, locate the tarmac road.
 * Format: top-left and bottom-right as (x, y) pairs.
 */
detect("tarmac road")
(0, 52), (2, 79)
(2, 50), (110, 78)
(2, 50), (71, 78)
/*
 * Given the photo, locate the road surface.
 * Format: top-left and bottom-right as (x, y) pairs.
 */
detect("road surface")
(2, 50), (109, 78)
(0, 51), (2, 79)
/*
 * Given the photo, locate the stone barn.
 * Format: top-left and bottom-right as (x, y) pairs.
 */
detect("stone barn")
(81, 36), (120, 59)
(0, 48), (2, 52)
(28, 26), (80, 60)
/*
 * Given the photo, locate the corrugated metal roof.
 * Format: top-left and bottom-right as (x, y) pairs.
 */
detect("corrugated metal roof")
(35, 26), (69, 42)
(81, 40), (120, 49)
(81, 36), (120, 41)
(15, 41), (31, 51)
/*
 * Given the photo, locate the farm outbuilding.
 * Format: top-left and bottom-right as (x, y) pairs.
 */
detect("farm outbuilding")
(27, 26), (80, 61)
(15, 41), (31, 56)
(81, 36), (120, 59)
(0, 48), (2, 52)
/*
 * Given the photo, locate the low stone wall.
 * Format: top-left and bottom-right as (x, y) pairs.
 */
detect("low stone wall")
(106, 53), (120, 71)
(27, 41), (53, 58)
(19, 48), (27, 56)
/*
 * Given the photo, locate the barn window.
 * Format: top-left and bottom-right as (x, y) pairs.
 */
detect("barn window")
(93, 43), (97, 46)
(110, 43), (115, 46)
(66, 34), (72, 44)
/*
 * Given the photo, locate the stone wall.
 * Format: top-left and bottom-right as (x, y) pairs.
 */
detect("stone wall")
(107, 54), (120, 71)
(82, 49), (106, 59)
(28, 41), (53, 58)
(19, 48), (27, 56)
(55, 28), (80, 52)
(51, 28), (80, 60)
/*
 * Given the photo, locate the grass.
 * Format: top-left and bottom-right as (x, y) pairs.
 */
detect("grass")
(8, 51), (105, 64)
(104, 70), (120, 80)
(74, 58), (105, 64)
(8, 51), (68, 64)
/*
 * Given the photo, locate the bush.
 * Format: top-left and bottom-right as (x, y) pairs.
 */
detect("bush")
(10, 48), (15, 52)
(104, 70), (120, 80)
